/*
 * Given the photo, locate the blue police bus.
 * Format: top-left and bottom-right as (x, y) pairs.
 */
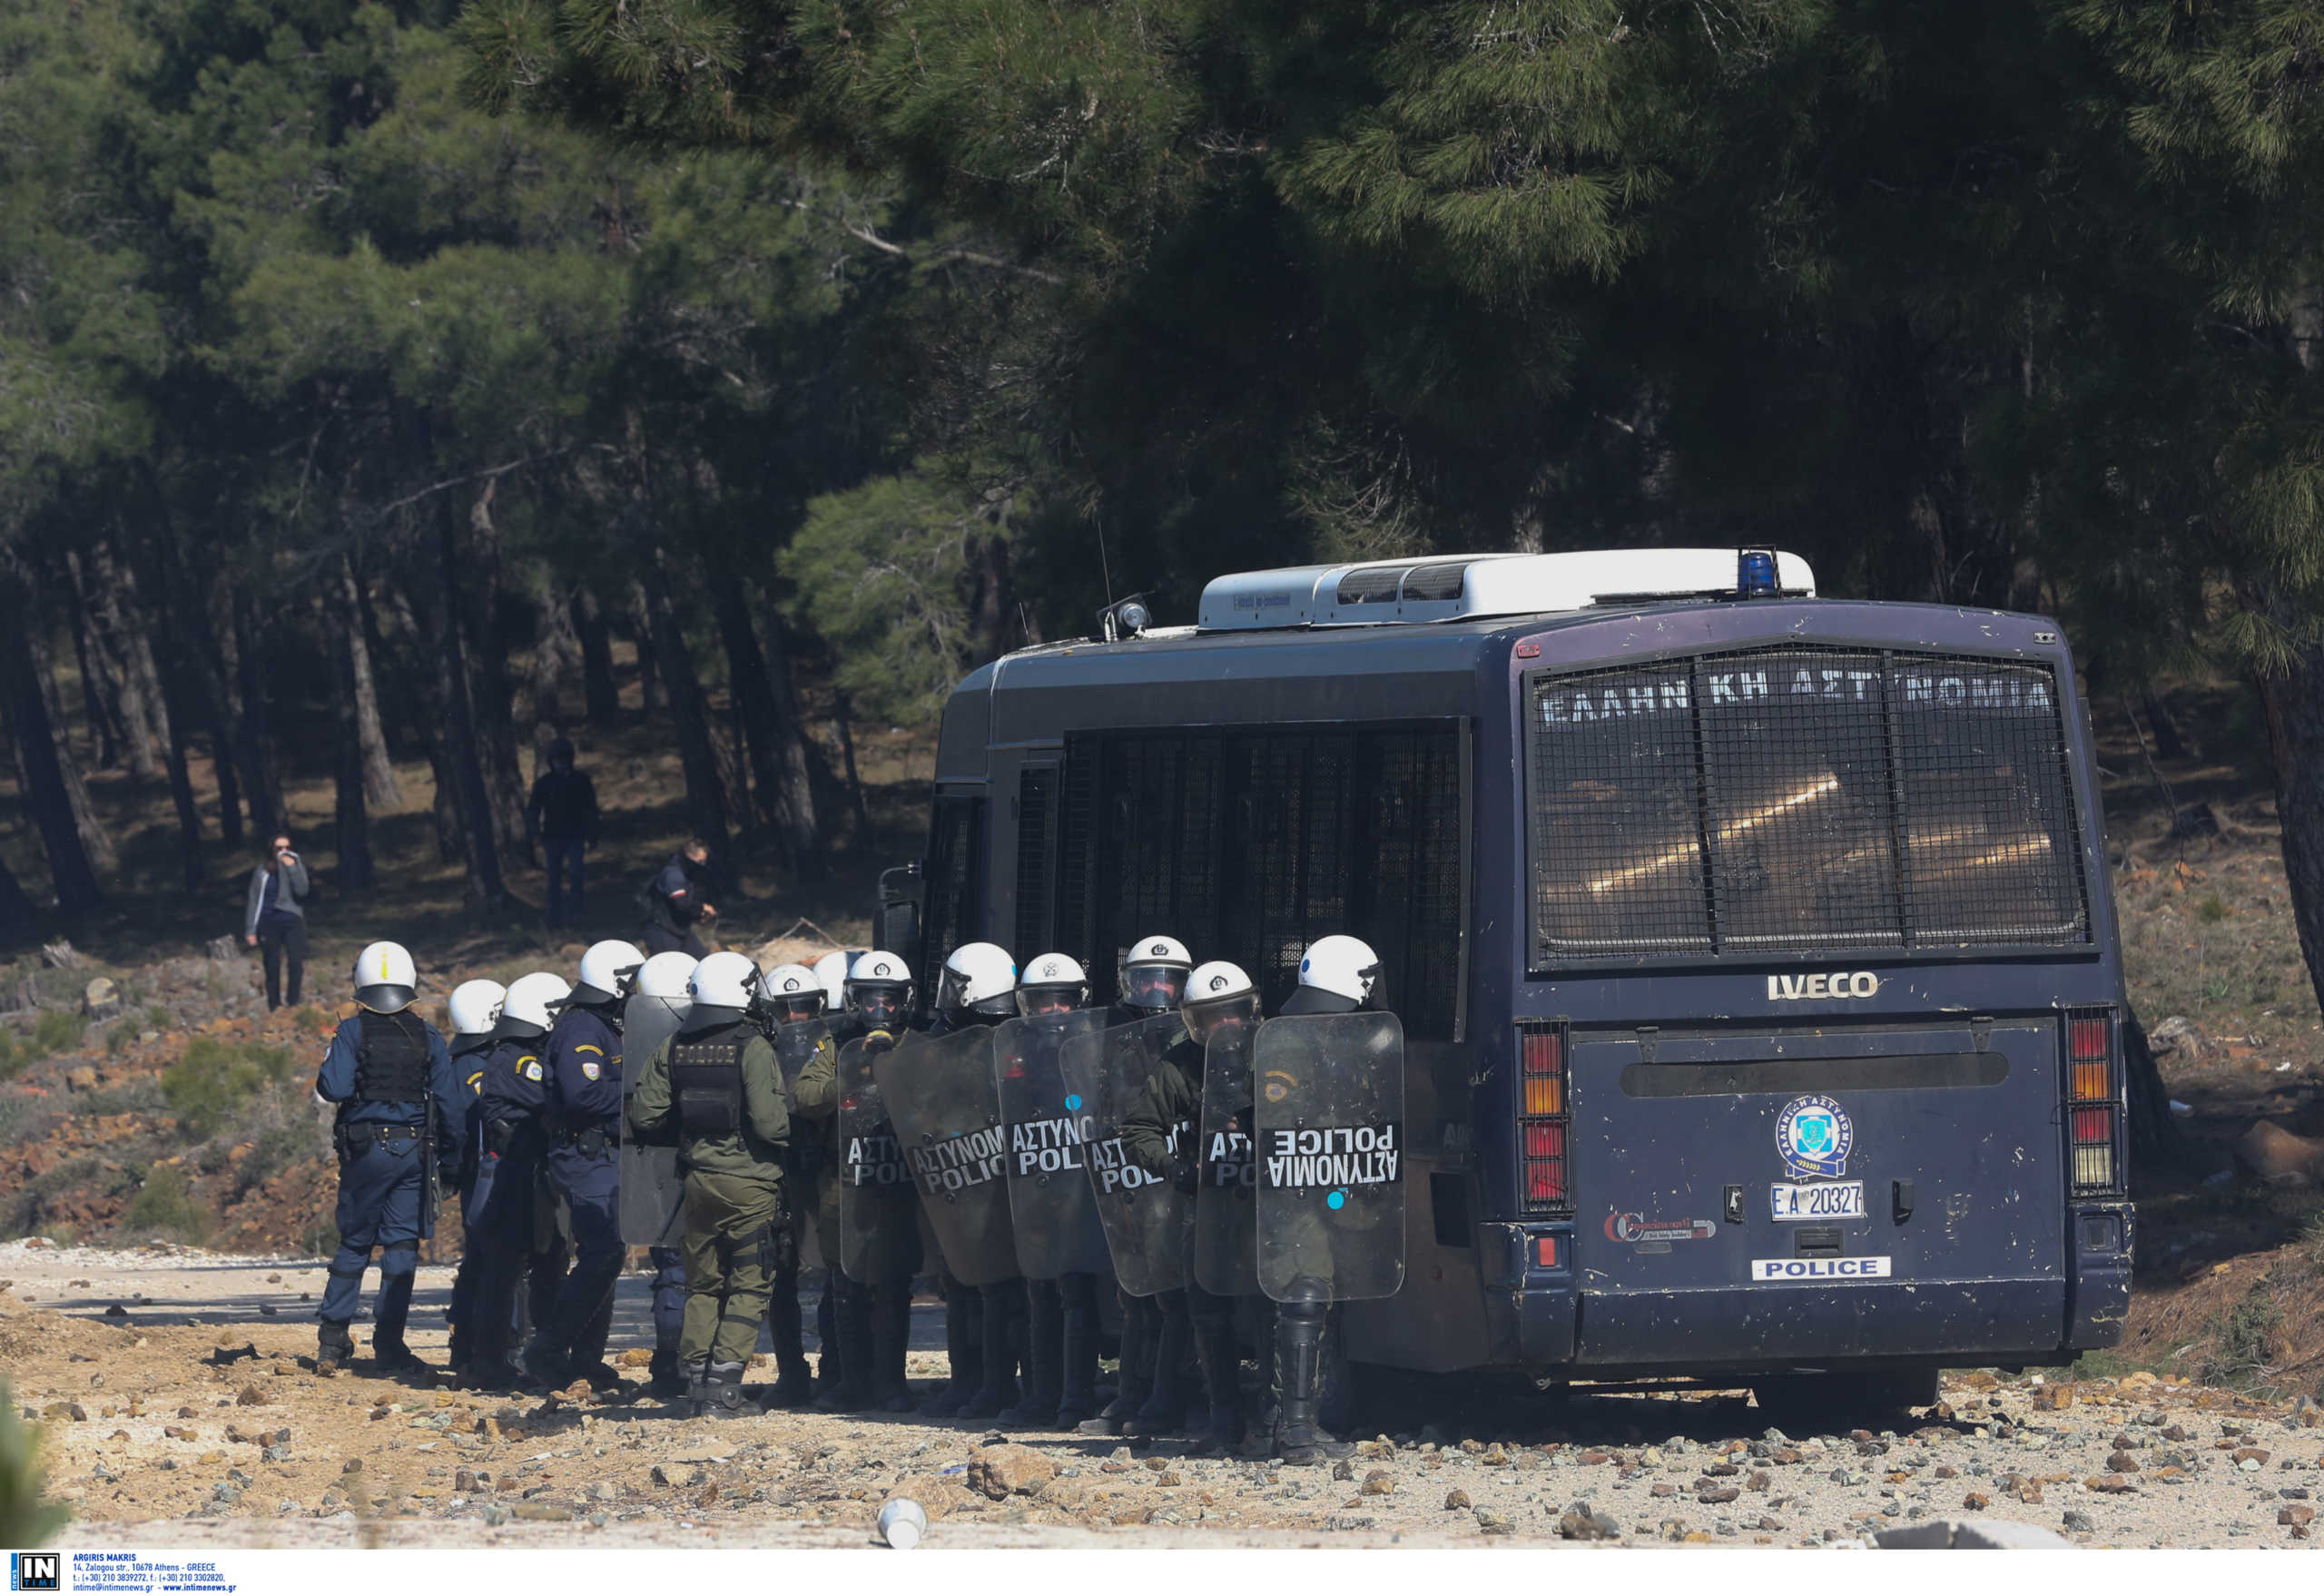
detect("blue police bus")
(899, 547), (2132, 1411)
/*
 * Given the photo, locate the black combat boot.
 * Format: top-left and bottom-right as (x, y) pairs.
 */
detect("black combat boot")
(1054, 1276), (1099, 1430)
(813, 1286), (875, 1413)
(317, 1318), (356, 1370)
(999, 1282), (1062, 1428)
(647, 1346), (687, 1400)
(961, 1286), (1024, 1420)
(872, 1291), (917, 1414)
(1134, 1300), (1193, 1434)
(920, 1283), (981, 1418)
(1189, 1313), (1246, 1453)
(1081, 1294), (1154, 1435)
(767, 1275), (814, 1407)
(697, 1362), (758, 1420)
(1271, 1306), (1354, 1464)
(674, 1355), (710, 1414)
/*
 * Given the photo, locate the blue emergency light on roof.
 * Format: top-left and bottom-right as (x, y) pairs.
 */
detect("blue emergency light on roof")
(1738, 547), (1780, 597)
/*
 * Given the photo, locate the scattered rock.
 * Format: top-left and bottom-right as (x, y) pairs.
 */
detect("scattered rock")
(1443, 1488), (1472, 1511)
(1360, 1471), (1395, 1496)
(967, 1444), (1057, 1500)
(1559, 1506), (1620, 1541)
(2281, 1505), (2316, 1527)
(2231, 1121), (2324, 1184)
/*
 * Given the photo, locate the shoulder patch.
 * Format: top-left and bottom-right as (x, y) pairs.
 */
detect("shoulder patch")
(524, 1059), (544, 1081)
(580, 1059), (601, 1080)
(466, 1071), (484, 1092)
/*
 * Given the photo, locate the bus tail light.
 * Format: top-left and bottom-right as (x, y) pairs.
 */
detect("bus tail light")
(2064, 1006), (2122, 1196)
(1519, 1020), (1572, 1216)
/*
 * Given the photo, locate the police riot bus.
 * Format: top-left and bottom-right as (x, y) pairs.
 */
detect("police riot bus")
(895, 547), (2132, 1414)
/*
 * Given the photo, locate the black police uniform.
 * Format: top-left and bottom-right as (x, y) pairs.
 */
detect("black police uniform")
(524, 1001), (627, 1385)
(471, 1025), (573, 1383)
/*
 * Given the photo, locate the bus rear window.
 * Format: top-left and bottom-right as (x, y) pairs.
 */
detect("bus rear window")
(1524, 645), (2090, 963)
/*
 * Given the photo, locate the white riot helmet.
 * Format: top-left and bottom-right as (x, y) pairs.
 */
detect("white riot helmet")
(935, 941), (1017, 1019)
(761, 963), (826, 1023)
(688, 951), (760, 1025)
(812, 950), (857, 1010)
(1017, 952), (1088, 1017)
(499, 971), (572, 1037)
(1120, 933), (1193, 1015)
(1181, 960), (1259, 1043)
(1287, 934), (1382, 1013)
(447, 979), (507, 1041)
(352, 941), (419, 1014)
(844, 950), (914, 1031)
(634, 951), (698, 1003)
(572, 939), (645, 1007)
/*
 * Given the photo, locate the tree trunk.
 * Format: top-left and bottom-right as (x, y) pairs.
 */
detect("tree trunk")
(833, 688), (873, 842)
(0, 849), (38, 935)
(139, 466), (243, 847)
(573, 587), (618, 724)
(628, 582), (669, 714)
(463, 483), (534, 866)
(89, 537), (171, 783)
(160, 681), (205, 893)
(336, 557), (403, 812)
(23, 603), (117, 872)
(330, 587), (376, 894)
(230, 590), (286, 841)
(711, 580), (822, 878)
(388, 584), (471, 867)
(530, 580), (583, 757)
(2142, 689), (2188, 763)
(1, 584), (104, 913)
(63, 555), (124, 772)
(638, 558), (728, 860)
(2257, 647), (2324, 1038)
(436, 501), (507, 911)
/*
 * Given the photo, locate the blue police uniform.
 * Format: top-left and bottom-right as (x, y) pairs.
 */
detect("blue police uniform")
(472, 1029), (567, 1377)
(315, 1010), (461, 1367)
(446, 1034), (496, 1371)
(526, 1002), (626, 1384)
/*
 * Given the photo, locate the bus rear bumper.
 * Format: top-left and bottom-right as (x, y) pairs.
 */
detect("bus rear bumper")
(1482, 1206), (2132, 1372)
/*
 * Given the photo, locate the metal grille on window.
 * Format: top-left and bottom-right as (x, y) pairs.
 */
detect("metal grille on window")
(1014, 767), (1057, 957)
(1526, 645), (2090, 962)
(919, 796), (983, 1018)
(1057, 724), (1463, 1039)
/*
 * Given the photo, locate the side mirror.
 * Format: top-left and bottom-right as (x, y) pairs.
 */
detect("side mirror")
(876, 860), (924, 970)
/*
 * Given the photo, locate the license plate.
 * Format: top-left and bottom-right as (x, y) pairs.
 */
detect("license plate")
(1770, 1181), (1865, 1220)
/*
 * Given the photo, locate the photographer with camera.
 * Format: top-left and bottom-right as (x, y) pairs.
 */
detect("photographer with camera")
(243, 832), (310, 1010)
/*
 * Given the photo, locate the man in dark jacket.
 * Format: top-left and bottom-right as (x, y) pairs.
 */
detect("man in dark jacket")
(242, 835), (310, 1010)
(642, 840), (717, 958)
(527, 739), (599, 931)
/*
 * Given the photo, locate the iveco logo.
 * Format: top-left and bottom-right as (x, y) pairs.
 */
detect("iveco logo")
(1768, 971), (1881, 1000)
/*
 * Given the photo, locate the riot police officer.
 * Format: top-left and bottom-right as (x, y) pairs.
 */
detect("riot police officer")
(628, 952), (791, 1418)
(468, 971), (572, 1388)
(626, 951), (699, 1398)
(523, 939), (643, 1389)
(806, 948), (862, 1394)
(792, 951), (921, 1413)
(1122, 959), (1259, 1449)
(1265, 934), (1387, 1463)
(314, 941), (461, 1375)
(921, 942), (1020, 1418)
(445, 979), (506, 1381)
(1084, 936), (1195, 1436)
(756, 961), (829, 1407)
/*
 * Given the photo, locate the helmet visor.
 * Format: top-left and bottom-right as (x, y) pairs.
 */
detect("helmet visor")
(1016, 985), (1078, 1018)
(851, 984), (905, 1030)
(1183, 990), (1260, 1046)
(1124, 964), (1187, 1011)
(773, 995), (823, 1025)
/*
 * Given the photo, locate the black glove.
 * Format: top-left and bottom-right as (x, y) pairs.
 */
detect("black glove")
(1171, 1158), (1198, 1195)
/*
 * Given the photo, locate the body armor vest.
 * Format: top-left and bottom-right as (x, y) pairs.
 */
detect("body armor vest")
(672, 1026), (748, 1137)
(355, 1011), (431, 1105)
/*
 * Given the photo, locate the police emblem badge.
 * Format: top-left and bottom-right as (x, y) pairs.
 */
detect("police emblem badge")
(1776, 1093), (1853, 1180)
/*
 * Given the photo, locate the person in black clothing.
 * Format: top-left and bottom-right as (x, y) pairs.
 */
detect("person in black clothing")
(527, 739), (600, 931)
(242, 833), (310, 1010)
(642, 839), (718, 958)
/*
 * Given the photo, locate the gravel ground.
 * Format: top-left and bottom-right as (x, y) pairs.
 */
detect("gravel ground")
(5, 1239), (2319, 1550)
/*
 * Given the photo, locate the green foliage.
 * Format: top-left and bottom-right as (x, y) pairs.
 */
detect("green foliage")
(27, 1012), (86, 1060)
(105, 1021), (136, 1056)
(122, 1165), (210, 1244)
(0, 1031), (15, 1082)
(162, 1036), (293, 1139)
(2198, 892), (2230, 924)
(2200, 1285), (2283, 1388)
(0, 1379), (70, 1548)
(145, 1007), (171, 1030)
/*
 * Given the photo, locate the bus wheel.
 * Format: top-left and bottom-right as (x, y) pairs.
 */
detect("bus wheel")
(1752, 1369), (1938, 1431)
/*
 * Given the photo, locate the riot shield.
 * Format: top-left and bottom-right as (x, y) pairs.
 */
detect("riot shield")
(993, 1011), (1112, 1280)
(773, 1018), (832, 1267)
(1193, 1024), (1261, 1298)
(618, 994), (690, 1246)
(875, 1027), (1019, 1287)
(836, 1034), (917, 1285)
(1062, 1015), (1194, 1297)
(1252, 1012), (1407, 1305)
